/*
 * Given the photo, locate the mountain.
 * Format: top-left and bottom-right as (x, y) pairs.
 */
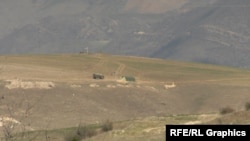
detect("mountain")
(1, 0), (250, 68)
(153, 0), (250, 68)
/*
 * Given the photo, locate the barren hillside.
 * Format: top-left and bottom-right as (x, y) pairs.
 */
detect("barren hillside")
(0, 54), (249, 140)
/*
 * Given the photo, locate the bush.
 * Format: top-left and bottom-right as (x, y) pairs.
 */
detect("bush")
(77, 126), (97, 138)
(101, 120), (113, 132)
(245, 102), (250, 111)
(220, 106), (235, 115)
(64, 133), (82, 141)
(64, 120), (113, 141)
(64, 125), (97, 141)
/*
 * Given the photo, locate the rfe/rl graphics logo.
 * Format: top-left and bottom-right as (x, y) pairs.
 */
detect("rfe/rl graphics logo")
(170, 129), (204, 136)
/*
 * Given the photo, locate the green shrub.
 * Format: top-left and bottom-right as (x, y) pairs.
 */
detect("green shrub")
(77, 126), (97, 138)
(64, 120), (113, 141)
(64, 133), (82, 141)
(64, 125), (97, 141)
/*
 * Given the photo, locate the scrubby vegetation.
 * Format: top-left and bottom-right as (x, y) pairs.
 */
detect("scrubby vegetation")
(219, 106), (235, 115)
(64, 120), (113, 141)
(101, 120), (113, 132)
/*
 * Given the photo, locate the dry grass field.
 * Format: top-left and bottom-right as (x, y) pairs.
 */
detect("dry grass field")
(0, 53), (250, 140)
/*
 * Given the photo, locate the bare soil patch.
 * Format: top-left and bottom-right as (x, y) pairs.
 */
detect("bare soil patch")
(5, 79), (55, 89)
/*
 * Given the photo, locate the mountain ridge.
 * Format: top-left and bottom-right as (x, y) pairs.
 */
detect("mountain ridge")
(1, 0), (250, 68)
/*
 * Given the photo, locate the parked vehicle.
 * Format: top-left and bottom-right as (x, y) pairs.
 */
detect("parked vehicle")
(93, 73), (104, 79)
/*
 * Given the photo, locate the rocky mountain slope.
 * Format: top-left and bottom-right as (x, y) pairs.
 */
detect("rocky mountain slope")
(1, 0), (250, 68)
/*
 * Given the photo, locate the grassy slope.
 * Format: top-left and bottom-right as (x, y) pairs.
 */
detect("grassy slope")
(10, 113), (217, 141)
(1, 53), (250, 141)
(1, 53), (250, 82)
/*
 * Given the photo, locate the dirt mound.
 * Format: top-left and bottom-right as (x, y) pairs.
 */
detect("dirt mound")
(164, 82), (176, 89)
(70, 84), (82, 88)
(5, 79), (55, 89)
(89, 83), (99, 88)
(0, 117), (20, 127)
